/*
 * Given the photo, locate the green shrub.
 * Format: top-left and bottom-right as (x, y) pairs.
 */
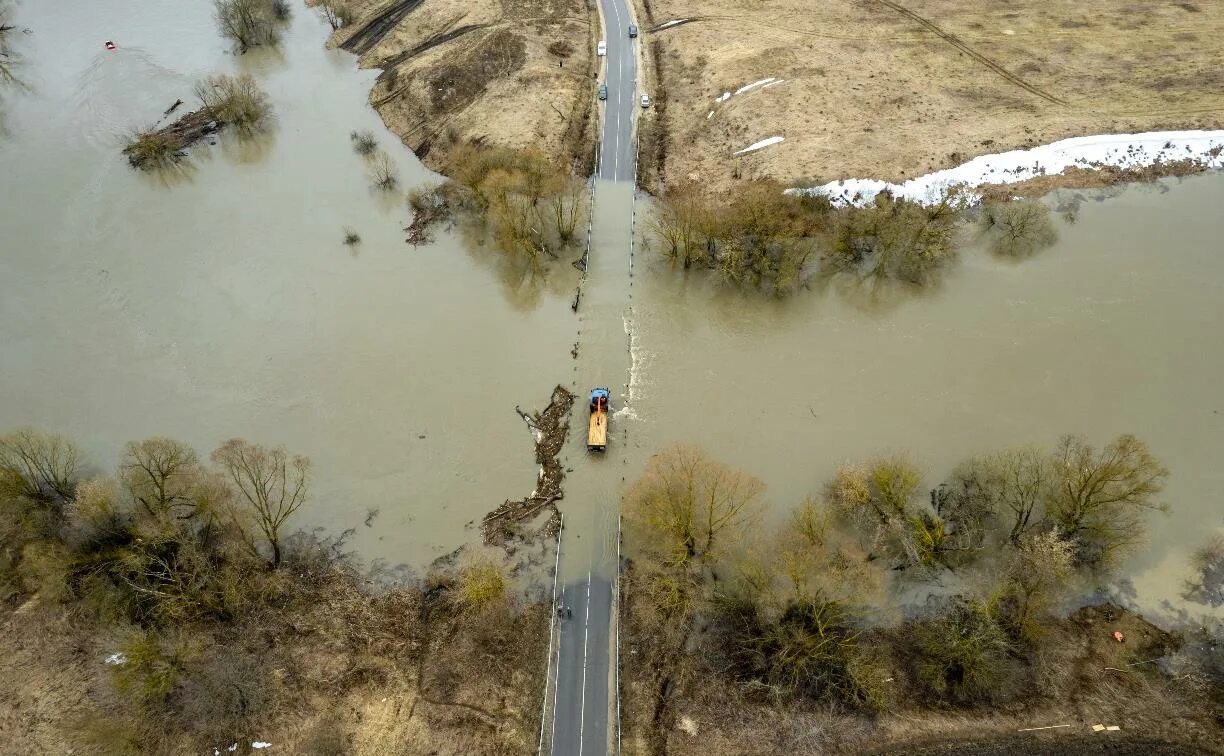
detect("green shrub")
(111, 631), (192, 709)
(912, 599), (1016, 704)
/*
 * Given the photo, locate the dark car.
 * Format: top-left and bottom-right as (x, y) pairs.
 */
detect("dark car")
(598, 84), (608, 100)
(628, 24), (638, 38)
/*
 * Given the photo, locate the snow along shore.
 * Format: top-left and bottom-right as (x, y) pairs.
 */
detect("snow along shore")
(794, 130), (1224, 207)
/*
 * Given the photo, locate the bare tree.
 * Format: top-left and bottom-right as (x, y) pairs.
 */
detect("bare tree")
(369, 150), (399, 191)
(0, 1), (18, 87)
(547, 176), (586, 245)
(624, 444), (764, 570)
(1184, 533), (1224, 608)
(0, 428), (80, 504)
(211, 439), (310, 568)
(826, 192), (963, 285)
(214, 0), (278, 51)
(319, 1), (356, 30)
(120, 438), (204, 520)
(1048, 433), (1168, 566)
(944, 446), (1051, 546)
(648, 182), (712, 268)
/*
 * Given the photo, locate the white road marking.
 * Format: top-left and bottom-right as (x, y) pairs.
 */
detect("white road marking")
(548, 585), (568, 752)
(578, 571), (592, 754)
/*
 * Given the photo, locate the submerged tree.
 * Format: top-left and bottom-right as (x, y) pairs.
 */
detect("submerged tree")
(1047, 433), (1168, 567)
(1183, 533), (1224, 608)
(120, 438), (208, 520)
(0, 0), (19, 88)
(825, 192), (962, 285)
(624, 444), (764, 570)
(214, 0), (281, 51)
(194, 74), (270, 133)
(980, 199), (1058, 258)
(941, 446), (1052, 547)
(319, 0), (357, 30)
(0, 428), (80, 506)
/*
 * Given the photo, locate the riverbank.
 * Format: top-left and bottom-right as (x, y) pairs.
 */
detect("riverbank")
(325, 0), (599, 177)
(630, 0), (1224, 196)
(622, 597), (1223, 754)
(0, 431), (549, 754)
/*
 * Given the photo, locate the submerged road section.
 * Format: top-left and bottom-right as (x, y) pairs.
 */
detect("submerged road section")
(547, 0), (639, 753)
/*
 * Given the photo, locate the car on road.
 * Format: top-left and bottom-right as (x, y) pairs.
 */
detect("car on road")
(597, 40), (607, 56)
(598, 84), (608, 100)
(628, 24), (638, 38)
(640, 93), (651, 108)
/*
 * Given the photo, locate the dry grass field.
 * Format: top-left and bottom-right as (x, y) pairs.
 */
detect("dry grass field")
(632, 0), (1224, 192)
(328, 0), (599, 175)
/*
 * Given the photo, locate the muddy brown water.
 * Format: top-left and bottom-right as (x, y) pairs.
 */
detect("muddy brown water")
(619, 178), (1224, 622)
(0, 1), (574, 568)
(1, 3), (1221, 621)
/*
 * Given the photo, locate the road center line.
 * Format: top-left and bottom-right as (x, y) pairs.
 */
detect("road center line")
(578, 571), (592, 754)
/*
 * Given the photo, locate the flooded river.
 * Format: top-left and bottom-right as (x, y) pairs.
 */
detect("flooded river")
(0, 1), (574, 566)
(1, 3), (1221, 619)
(621, 177), (1224, 621)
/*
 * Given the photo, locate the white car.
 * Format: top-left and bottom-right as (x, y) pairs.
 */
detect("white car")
(597, 40), (607, 56)
(640, 93), (651, 108)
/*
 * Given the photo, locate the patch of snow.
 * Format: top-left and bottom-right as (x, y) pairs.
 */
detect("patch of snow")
(793, 130), (1224, 206)
(734, 136), (785, 155)
(227, 745), (238, 752)
(251, 743), (272, 750)
(734, 77), (777, 96)
(105, 652), (127, 666)
(656, 18), (688, 30)
(762, 79), (786, 89)
(715, 91), (731, 104)
(707, 111), (714, 119)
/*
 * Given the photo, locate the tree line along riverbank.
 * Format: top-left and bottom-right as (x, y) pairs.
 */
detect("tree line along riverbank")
(0, 429), (546, 753)
(620, 441), (1224, 754)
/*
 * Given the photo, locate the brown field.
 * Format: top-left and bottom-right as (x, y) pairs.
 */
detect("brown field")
(329, 0), (599, 176)
(631, 0), (1224, 193)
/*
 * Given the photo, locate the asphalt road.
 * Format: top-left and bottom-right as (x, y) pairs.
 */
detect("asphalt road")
(549, 1), (639, 752)
(597, 0), (638, 182)
(551, 571), (613, 755)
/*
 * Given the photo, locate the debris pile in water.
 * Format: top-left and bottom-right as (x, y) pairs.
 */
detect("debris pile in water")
(481, 384), (574, 546)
